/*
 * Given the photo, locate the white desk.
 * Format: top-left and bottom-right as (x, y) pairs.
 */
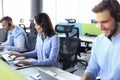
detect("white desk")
(17, 66), (81, 80)
(57, 71), (80, 80)
(0, 39), (82, 80)
(59, 34), (96, 43)
(0, 51), (81, 80)
(80, 36), (96, 43)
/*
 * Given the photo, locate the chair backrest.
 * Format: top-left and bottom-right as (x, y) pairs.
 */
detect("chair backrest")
(0, 29), (8, 42)
(19, 23), (26, 32)
(26, 22), (37, 51)
(55, 24), (79, 38)
(59, 37), (80, 70)
(27, 33), (37, 51)
(69, 27), (79, 38)
(29, 22), (37, 35)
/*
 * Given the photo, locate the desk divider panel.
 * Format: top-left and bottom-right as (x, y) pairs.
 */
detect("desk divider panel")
(0, 59), (27, 80)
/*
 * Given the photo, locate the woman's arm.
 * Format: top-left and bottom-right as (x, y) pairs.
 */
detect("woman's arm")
(32, 35), (59, 66)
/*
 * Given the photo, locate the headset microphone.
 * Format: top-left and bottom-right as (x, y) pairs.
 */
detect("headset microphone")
(7, 22), (11, 31)
(8, 22), (11, 27)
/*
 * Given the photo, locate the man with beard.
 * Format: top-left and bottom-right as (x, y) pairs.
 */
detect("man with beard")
(81, 0), (120, 80)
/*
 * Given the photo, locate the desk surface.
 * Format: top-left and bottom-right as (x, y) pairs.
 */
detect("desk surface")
(80, 36), (96, 43)
(18, 66), (81, 80)
(0, 57), (81, 80)
(59, 34), (96, 43)
(57, 71), (80, 80)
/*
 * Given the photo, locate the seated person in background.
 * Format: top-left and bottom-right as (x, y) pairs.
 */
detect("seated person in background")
(0, 16), (29, 52)
(9, 12), (60, 68)
(81, 0), (120, 80)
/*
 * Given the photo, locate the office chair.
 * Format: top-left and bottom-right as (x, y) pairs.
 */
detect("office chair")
(0, 29), (8, 42)
(55, 24), (79, 38)
(59, 37), (80, 73)
(19, 23), (26, 32)
(55, 24), (88, 69)
(20, 22), (37, 52)
(27, 22), (37, 51)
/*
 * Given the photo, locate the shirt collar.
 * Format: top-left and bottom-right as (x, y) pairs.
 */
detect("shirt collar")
(111, 33), (120, 43)
(38, 33), (49, 40)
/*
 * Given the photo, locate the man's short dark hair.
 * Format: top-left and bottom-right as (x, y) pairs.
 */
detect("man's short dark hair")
(0, 16), (12, 23)
(92, 0), (120, 22)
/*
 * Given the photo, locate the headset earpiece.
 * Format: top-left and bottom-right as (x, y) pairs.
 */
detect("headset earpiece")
(8, 22), (11, 27)
(115, 15), (120, 22)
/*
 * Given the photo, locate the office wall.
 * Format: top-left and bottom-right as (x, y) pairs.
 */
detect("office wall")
(43, 0), (101, 26)
(0, 0), (120, 28)
(43, 0), (120, 27)
(0, 0), (31, 27)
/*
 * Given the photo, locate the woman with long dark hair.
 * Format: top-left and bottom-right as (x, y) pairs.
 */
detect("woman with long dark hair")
(9, 13), (59, 68)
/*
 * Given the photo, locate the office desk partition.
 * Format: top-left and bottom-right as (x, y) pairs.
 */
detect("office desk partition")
(0, 59), (27, 80)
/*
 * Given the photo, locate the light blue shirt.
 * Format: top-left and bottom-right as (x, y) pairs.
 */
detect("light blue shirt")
(25, 33), (60, 68)
(85, 33), (120, 80)
(1, 25), (29, 52)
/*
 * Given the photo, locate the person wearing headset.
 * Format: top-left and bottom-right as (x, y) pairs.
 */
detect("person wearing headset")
(9, 13), (60, 68)
(0, 16), (29, 52)
(81, 0), (120, 80)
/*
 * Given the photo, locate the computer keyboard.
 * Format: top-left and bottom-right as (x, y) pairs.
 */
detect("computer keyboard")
(2, 53), (15, 61)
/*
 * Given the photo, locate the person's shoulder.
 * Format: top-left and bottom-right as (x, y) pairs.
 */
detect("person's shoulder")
(96, 34), (105, 39)
(51, 34), (58, 38)
(13, 25), (26, 37)
(50, 34), (59, 40)
(14, 25), (22, 31)
(94, 34), (106, 42)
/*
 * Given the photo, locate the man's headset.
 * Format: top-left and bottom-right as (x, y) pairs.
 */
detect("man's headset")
(8, 22), (11, 27)
(4, 16), (11, 27)
(6, 16), (12, 30)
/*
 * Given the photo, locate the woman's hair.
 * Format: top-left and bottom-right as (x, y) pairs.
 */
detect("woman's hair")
(92, 0), (120, 22)
(34, 12), (56, 37)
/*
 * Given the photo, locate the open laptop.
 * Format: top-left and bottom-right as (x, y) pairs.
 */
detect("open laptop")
(2, 53), (16, 61)
(1, 52), (25, 62)
(37, 69), (66, 80)
(0, 51), (36, 70)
